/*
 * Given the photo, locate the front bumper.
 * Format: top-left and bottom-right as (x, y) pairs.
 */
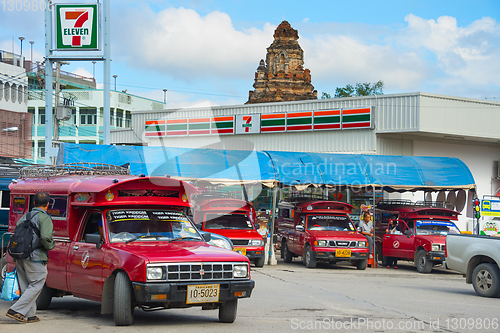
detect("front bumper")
(427, 251), (446, 263)
(313, 249), (369, 261)
(245, 250), (265, 260)
(132, 279), (255, 305)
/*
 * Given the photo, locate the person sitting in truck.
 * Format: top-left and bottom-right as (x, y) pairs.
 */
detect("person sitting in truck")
(386, 220), (402, 235)
(358, 211), (374, 257)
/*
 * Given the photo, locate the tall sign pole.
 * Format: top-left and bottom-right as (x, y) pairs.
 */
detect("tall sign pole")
(103, 0), (110, 144)
(44, 2), (53, 165)
(44, 1), (109, 164)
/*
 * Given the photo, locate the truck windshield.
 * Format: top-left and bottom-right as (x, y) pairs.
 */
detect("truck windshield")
(415, 220), (461, 235)
(307, 215), (355, 231)
(204, 213), (254, 230)
(106, 209), (202, 243)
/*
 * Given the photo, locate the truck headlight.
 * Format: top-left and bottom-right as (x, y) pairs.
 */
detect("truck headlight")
(431, 244), (441, 251)
(249, 239), (264, 246)
(358, 241), (367, 248)
(210, 238), (233, 250)
(147, 267), (165, 280)
(233, 264), (249, 278)
(314, 240), (328, 247)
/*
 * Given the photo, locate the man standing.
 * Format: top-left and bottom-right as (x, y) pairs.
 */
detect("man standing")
(6, 192), (55, 323)
(359, 211), (374, 258)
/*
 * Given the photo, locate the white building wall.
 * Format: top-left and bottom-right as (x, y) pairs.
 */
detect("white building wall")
(0, 62), (28, 113)
(412, 140), (500, 231)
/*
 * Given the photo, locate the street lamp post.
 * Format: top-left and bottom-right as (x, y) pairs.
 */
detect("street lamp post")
(163, 89), (167, 104)
(29, 41), (34, 71)
(19, 37), (25, 55)
(113, 75), (117, 90)
(92, 61), (96, 81)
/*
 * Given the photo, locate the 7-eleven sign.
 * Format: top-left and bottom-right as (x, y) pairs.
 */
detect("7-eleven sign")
(236, 114), (261, 134)
(56, 4), (99, 50)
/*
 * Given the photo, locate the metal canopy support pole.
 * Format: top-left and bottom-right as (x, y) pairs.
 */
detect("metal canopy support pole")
(103, 0), (111, 145)
(44, 4), (53, 165)
(372, 185), (377, 266)
(268, 183), (278, 265)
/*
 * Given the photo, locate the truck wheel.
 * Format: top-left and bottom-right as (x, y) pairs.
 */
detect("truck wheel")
(416, 249), (433, 273)
(0, 254), (6, 283)
(282, 241), (293, 263)
(304, 245), (317, 268)
(472, 263), (500, 298)
(114, 271), (134, 326)
(219, 299), (238, 323)
(254, 256), (265, 267)
(36, 284), (54, 310)
(356, 259), (367, 270)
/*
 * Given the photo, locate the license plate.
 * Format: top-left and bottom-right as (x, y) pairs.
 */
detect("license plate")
(186, 284), (220, 304)
(335, 249), (351, 257)
(234, 247), (246, 255)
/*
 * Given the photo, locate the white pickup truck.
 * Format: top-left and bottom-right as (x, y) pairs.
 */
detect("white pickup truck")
(446, 234), (500, 297)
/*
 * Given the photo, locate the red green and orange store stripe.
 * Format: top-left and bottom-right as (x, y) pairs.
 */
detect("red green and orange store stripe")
(145, 120), (166, 137)
(261, 113), (286, 132)
(287, 111), (313, 131)
(211, 116), (234, 135)
(313, 110), (341, 130)
(342, 108), (371, 128)
(188, 117), (211, 135)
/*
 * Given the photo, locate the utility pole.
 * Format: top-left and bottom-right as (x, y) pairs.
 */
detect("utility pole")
(54, 61), (69, 144)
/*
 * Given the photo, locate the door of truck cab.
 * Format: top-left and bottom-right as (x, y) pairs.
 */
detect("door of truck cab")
(383, 220), (414, 259)
(67, 210), (106, 298)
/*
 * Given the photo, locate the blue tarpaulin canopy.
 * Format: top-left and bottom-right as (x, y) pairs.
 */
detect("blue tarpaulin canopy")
(56, 143), (475, 191)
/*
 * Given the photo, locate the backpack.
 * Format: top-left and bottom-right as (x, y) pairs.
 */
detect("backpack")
(7, 212), (42, 260)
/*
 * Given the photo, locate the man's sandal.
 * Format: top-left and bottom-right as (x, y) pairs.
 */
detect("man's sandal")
(26, 316), (40, 323)
(6, 309), (26, 323)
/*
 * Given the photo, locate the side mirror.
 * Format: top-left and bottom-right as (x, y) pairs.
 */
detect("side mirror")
(199, 231), (211, 242)
(85, 233), (102, 249)
(404, 230), (412, 237)
(295, 225), (305, 232)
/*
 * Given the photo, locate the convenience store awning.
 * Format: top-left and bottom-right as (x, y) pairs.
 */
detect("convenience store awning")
(56, 143), (475, 191)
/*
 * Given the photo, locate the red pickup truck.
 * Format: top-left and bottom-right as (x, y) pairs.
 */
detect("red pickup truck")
(376, 200), (461, 273)
(276, 199), (369, 269)
(4, 164), (254, 326)
(193, 197), (265, 267)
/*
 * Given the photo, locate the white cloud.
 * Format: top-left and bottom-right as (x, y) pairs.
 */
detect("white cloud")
(72, 67), (93, 80)
(113, 7), (274, 81)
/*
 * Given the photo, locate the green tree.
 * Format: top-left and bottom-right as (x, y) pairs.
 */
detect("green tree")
(321, 92), (332, 99)
(332, 80), (384, 98)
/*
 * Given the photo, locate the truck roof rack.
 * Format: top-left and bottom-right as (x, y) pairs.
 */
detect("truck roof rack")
(285, 193), (329, 203)
(19, 163), (130, 178)
(377, 199), (454, 210)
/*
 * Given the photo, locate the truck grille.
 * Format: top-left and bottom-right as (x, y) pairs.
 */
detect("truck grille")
(328, 240), (358, 247)
(148, 262), (248, 282)
(231, 239), (249, 246)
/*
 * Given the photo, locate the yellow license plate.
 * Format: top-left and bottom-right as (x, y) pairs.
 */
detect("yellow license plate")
(335, 249), (351, 257)
(186, 284), (220, 304)
(234, 247), (246, 256)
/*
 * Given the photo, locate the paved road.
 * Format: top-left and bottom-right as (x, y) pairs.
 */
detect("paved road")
(1, 260), (499, 332)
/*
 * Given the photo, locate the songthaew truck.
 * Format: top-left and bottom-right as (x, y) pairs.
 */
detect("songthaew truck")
(3, 164), (254, 326)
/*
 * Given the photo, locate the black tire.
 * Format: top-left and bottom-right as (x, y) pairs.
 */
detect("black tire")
(416, 249), (433, 273)
(114, 271), (134, 326)
(254, 256), (265, 267)
(282, 240), (293, 263)
(219, 299), (238, 323)
(0, 254), (6, 283)
(472, 263), (500, 298)
(303, 245), (317, 268)
(355, 259), (367, 270)
(36, 284), (54, 310)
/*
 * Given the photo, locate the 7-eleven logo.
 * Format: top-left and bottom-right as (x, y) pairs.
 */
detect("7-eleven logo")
(56, 4), (98, 49)
(242, 116), (253, 132)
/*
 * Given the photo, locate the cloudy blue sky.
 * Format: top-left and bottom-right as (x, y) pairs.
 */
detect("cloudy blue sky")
(1, 0), (499, 108)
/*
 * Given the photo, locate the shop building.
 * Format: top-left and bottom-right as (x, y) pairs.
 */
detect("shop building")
(109, 92), (500, 230)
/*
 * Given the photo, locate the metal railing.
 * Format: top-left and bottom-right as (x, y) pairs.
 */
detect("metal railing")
(19, 163), (130, 178)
